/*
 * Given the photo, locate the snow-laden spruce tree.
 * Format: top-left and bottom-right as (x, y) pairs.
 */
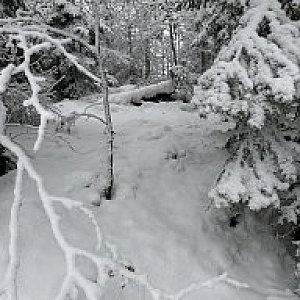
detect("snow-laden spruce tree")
(196, 0), (300, 216)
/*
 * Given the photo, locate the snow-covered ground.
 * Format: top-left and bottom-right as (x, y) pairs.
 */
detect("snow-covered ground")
(0, 98), (298, 300)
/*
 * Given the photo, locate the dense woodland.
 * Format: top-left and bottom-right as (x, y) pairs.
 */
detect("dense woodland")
(0, 0), (300, 299)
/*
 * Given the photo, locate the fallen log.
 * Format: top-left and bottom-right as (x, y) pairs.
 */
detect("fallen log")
(109, 80), (174, 105)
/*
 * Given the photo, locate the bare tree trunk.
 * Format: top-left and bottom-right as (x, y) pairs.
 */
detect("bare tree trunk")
(169, 22), (177, 67)
(128, 23), (133, 78)
(166, 52), (170, 78)
(176, 28), (180, 64)
(101, 73), (114, 199)
(94, 0), (114, 200)
(162, 43), (165, 76)
(144, 38), (151, 80)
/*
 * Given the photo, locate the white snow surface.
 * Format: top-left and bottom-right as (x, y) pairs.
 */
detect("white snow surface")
(0, 99), (298, 300)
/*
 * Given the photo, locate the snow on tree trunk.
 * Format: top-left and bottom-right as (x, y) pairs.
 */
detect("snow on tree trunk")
(101, 73), (114, 200)
(94, 0), (114, 201)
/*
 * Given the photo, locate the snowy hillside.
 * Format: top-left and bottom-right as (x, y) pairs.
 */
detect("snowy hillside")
(0, 99), (297, 300)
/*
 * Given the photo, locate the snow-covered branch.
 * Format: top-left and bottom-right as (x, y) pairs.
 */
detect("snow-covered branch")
(0, 20), (109, 300)
(0, 134), (106, 300)
(197, 0), (300, 128)
(195, 0), (300, 210)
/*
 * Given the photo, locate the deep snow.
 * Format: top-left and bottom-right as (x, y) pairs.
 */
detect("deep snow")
(0, 99), (298, 300)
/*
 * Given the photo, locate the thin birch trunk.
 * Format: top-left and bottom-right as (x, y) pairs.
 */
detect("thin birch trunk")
(94, 0), (114, 200)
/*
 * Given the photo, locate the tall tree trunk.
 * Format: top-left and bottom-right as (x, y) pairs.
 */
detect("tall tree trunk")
(162, 42), (165, 77)
(169, 22), (178, 67)
(128, 23), (133, 78)
(94, 0), (114, 201)
(144, 38), (151, 80)
(166, 52), (170, 78)
(176, 28), (180, 64)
